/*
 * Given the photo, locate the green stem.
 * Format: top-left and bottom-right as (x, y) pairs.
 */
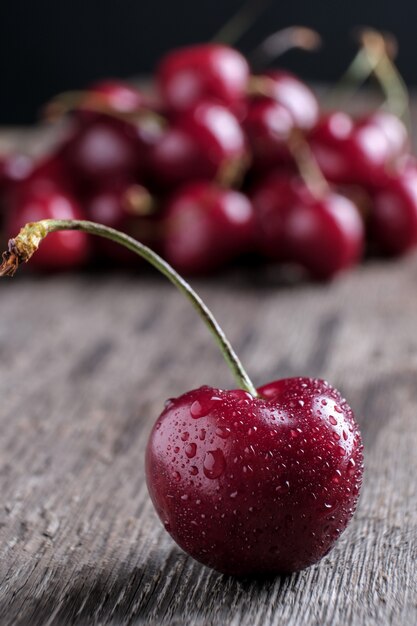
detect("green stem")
(0, 219), (258, 397)
(211, 0), (271, 46)
(249, 26), (321, 70)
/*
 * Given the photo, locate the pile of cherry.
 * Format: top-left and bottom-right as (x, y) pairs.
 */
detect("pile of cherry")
(1, 42), (416, 279)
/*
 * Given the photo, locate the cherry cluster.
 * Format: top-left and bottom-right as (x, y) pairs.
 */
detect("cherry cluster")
(0, 42), (415, 279)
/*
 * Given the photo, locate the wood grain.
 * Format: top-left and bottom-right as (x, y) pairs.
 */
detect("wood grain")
(0, 125), (416, 625)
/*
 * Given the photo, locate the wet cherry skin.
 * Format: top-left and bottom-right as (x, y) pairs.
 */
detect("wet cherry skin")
(157, 44), (250, 116)
(146, 377), (363, 576)
(162, 182), (256, 274)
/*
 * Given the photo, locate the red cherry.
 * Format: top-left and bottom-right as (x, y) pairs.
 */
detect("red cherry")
(369, 166), (417, 255)
(308, 112), (354, 184)
(148, 102), (248, 189)
(81, 79), (146, 114)
(358, 111), (409, 161)
(147, 127), (201, 189)
(309, 112), (392, 188)
(251, 174), (364, 279)
(162, 182), (256, 274)
(146, 377), (363, 575)
(0, 153), (33, 194)
(157, 44), (250, 116)
(7, 185), (90, 271)
(255, 71), (319, 130)
(62, 115), (141, 189)
(86, 182), (158, 263)
(243, 99), (294, 170)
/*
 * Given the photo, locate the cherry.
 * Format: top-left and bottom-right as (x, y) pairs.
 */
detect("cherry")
(0, 153), (34, 195)
(80, 79), (146, 114)
(253, 71), (319, 131)
(62, 115), (141, 190)
(147, 127), (201, 189)
(251, 174), (364, 279)
(243, 99), (294, 171)
(157, 44), (250, 116)
(309, 112), (393, 188)
(162, 182), (256, 274)
(86, 182), (159, 263)
(369, 166), (417, 255)
(6, 186), (90, 271)
(358, 111), (409, 161)
(148, 102), (248, 189)
(1, 218), (364, 576)
(146, 377), (363, 575)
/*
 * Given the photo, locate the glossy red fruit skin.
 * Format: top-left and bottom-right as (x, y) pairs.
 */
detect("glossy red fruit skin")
(86, 182), (159, 263)
(81, 79), (146, 114)
(7, 185), (90, 271)
(146, 377), (363, 576)
(157, 44), (250, 116)
(62, 115), (141, 190)
(256, 71), (319, 131)
(285, 191), (364, 280)
(162, 182), (256, 274)
(251, 174), (364, 279)
(309, 112), (393, 188)
(148, 103), (248, 189)
(0, 153), (34, 195)
(369, 167), (417, 255)
(243, 99), (294, 170)
(358, 111), (409, 161)
(147, 127), (202, 189)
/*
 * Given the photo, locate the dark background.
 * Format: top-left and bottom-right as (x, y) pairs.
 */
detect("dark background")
(1, 0), (416, 124)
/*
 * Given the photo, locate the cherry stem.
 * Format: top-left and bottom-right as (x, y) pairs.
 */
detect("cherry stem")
(0, 219), (258, 397)
(211, 0), (272, 46)
(327, 29), (410, 132)
(250, 26), (321, 70)
(288, 129), (329, 199)
(44, 91), (167, 129)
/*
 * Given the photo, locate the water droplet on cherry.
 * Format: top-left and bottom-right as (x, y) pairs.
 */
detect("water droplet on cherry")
(203, 449), (226, 479)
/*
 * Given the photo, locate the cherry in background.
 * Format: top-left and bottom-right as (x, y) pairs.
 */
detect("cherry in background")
(254, 71), (320, 131)
(6, 159), (90, 271)
(148, 102), (248, 189)
(251, 173), (364, 279)
(157, 44), (250, 117)
(86, 182), (159, 264)
(243, 99), (295, 171)
(308, 111), (408, 189)
(62, 114), (142, 191)
(369, 164), (417, 255)
(162, 182), (256, 274)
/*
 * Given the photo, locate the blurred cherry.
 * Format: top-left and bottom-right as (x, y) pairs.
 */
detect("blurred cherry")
(148, 102), (248, 189)
(7, 185), (90, 271)
(162, 182), (256, 274)
(157, 44), (250, 116)
(86, 182), (159, 263)
(369, 165), (417, 255)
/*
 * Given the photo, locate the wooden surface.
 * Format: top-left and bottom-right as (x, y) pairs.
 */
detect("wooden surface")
(0, 128), (416, 625)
